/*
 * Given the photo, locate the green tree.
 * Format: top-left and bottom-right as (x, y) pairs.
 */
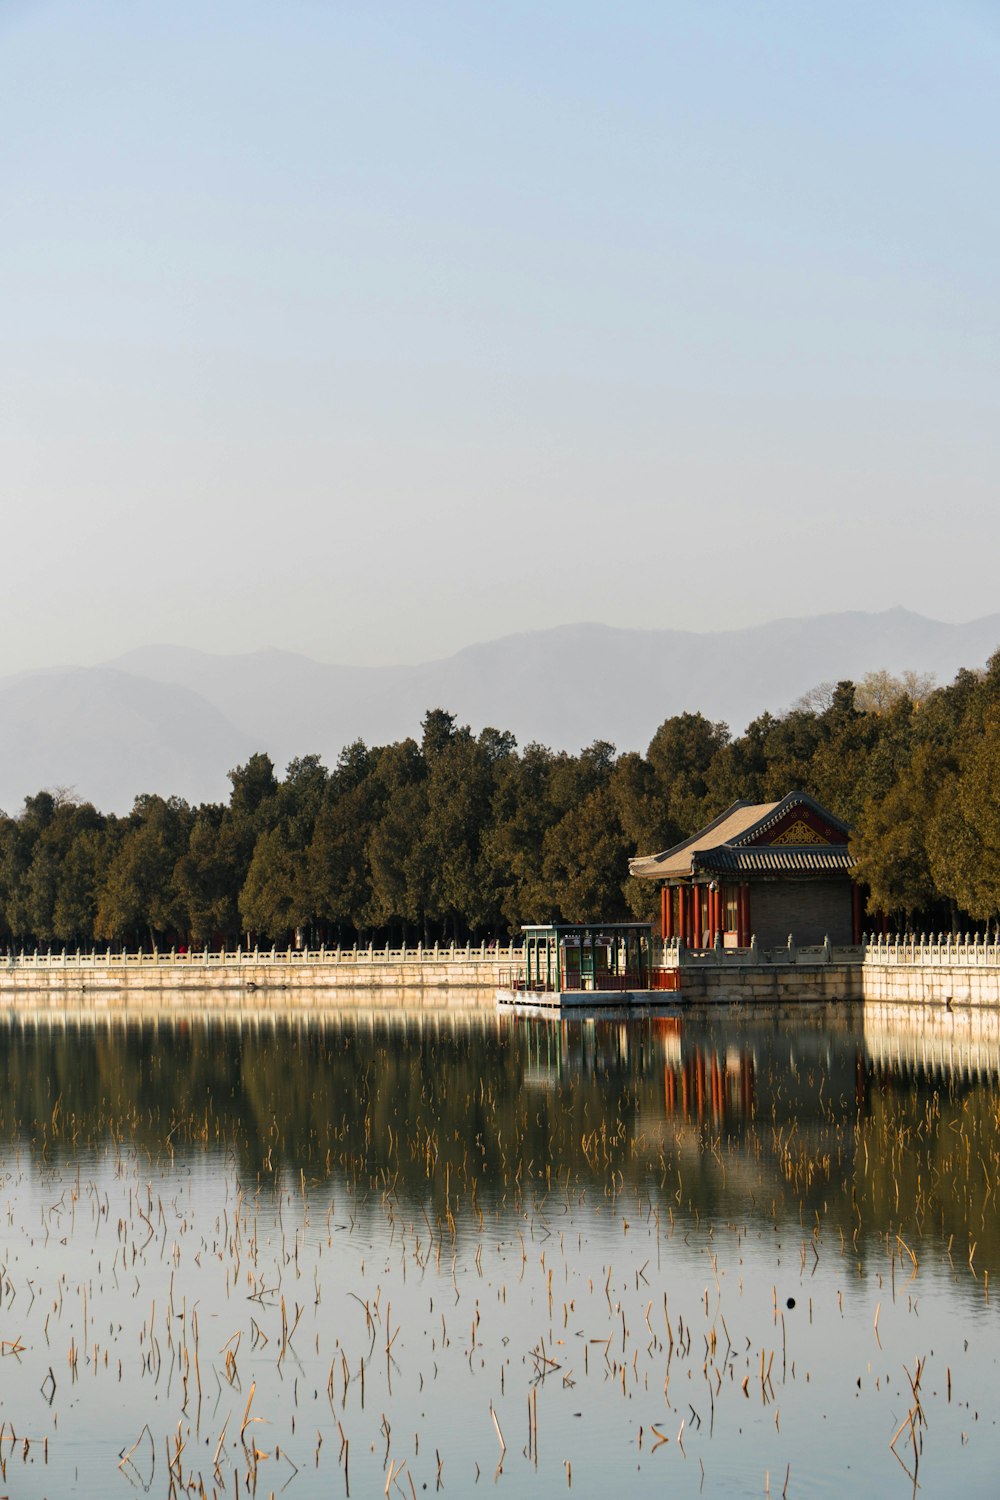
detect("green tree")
(173, 808), (238, 944)
(418, 725), (501, 938)
(850, 742), (947, 927)
(925, 772), (981, 926)
(95, 796), (190, 944)
(940, 704), (1000, 927)
(0, 792), (57, 941)
(239, 824), (305, 941)
(480, 742), (559, 932)
(53, 824), (116, 944)
(26, 801), (105, 943)
(542, 784), (630, 923)
(647, 713), (730, 829)
(365, 740), (429, 939)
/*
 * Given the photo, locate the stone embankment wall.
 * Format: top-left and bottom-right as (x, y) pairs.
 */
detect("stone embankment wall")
(680, 962), (1000, 1007)
(862, 965), (1000, 1006)
(675, 937), (1000, 1006)
(671, 940), (863, 1004)
(861, 935), (1000, 1006)
(0, 945), (519, 1013)
(3, 937), (1000, 1012)
(679, 962), (862, 1005)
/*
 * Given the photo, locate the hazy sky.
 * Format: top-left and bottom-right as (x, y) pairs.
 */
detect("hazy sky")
(3, 0), (998, 673)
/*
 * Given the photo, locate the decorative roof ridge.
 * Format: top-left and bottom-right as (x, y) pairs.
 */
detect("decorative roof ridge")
(729, 790), (852, 846)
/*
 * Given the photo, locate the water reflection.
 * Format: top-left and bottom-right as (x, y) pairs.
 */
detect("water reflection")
(1, 1001), (999, 1498)
(863, 1001), (1000, 1085)
(2, 1001), (998, 1140)
(0, 1003), (998, 1263)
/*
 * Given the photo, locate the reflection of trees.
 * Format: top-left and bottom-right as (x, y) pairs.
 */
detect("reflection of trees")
(1, 1012), (999, 1280)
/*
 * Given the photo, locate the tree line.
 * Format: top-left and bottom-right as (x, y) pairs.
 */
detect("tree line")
(2, 656), (999, 949)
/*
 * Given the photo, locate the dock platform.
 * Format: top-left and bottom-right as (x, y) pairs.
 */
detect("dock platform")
(497, 986), (678, 1014)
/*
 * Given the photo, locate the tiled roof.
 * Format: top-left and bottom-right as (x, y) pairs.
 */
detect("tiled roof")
(696, 847), (855, 874)
(629, 792), (852, 880)
(628, 800), (780, 879)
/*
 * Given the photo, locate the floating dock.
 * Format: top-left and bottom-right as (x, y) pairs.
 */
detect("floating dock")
(496, 986), (677, 1014)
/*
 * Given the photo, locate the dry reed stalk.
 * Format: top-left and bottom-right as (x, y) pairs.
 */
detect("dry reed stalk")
(490, 1403), (506, 1453)
(240, 1380), (256, 1438)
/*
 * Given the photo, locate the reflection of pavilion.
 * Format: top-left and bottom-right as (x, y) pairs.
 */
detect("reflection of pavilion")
(863, 1003), (1000, 1085)
(519, 1014), (682, 1085)
(515, 1014), (757, 1123)
(663, 1043), (755, 1122)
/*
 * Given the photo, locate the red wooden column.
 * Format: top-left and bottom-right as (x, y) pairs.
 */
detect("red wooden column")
(692, 885), (703, 949)
(662, 885), (673, 941)
(852, 884), (863, 943)
(739, 883), (751, 947)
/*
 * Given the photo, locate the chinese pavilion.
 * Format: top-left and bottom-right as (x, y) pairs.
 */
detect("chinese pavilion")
(629, 791), (860, 948)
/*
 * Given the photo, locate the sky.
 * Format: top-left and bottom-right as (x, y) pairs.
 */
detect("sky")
(2, 0), (999, 673)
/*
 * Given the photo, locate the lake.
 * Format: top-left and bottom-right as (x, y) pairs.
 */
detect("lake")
(0, 1001), (997, 1497)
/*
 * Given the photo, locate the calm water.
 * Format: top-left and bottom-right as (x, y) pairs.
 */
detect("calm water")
(0, 1001), (998, 1497)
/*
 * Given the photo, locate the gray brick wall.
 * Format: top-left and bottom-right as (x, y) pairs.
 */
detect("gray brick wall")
(749, 879), (853, 946)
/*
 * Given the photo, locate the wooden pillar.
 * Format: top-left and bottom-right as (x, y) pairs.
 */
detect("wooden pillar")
(662, 885), (673, 940)
(852, 884), (863, 944)
(692, 884), (703, 949)
(677, 886), (687, 945)
(739, 883), (751, 947)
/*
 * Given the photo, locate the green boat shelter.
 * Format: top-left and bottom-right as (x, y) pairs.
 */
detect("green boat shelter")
(521, 922), (653, 993)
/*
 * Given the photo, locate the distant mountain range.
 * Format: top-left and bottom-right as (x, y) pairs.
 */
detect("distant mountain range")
(1, 607), (998, 814)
